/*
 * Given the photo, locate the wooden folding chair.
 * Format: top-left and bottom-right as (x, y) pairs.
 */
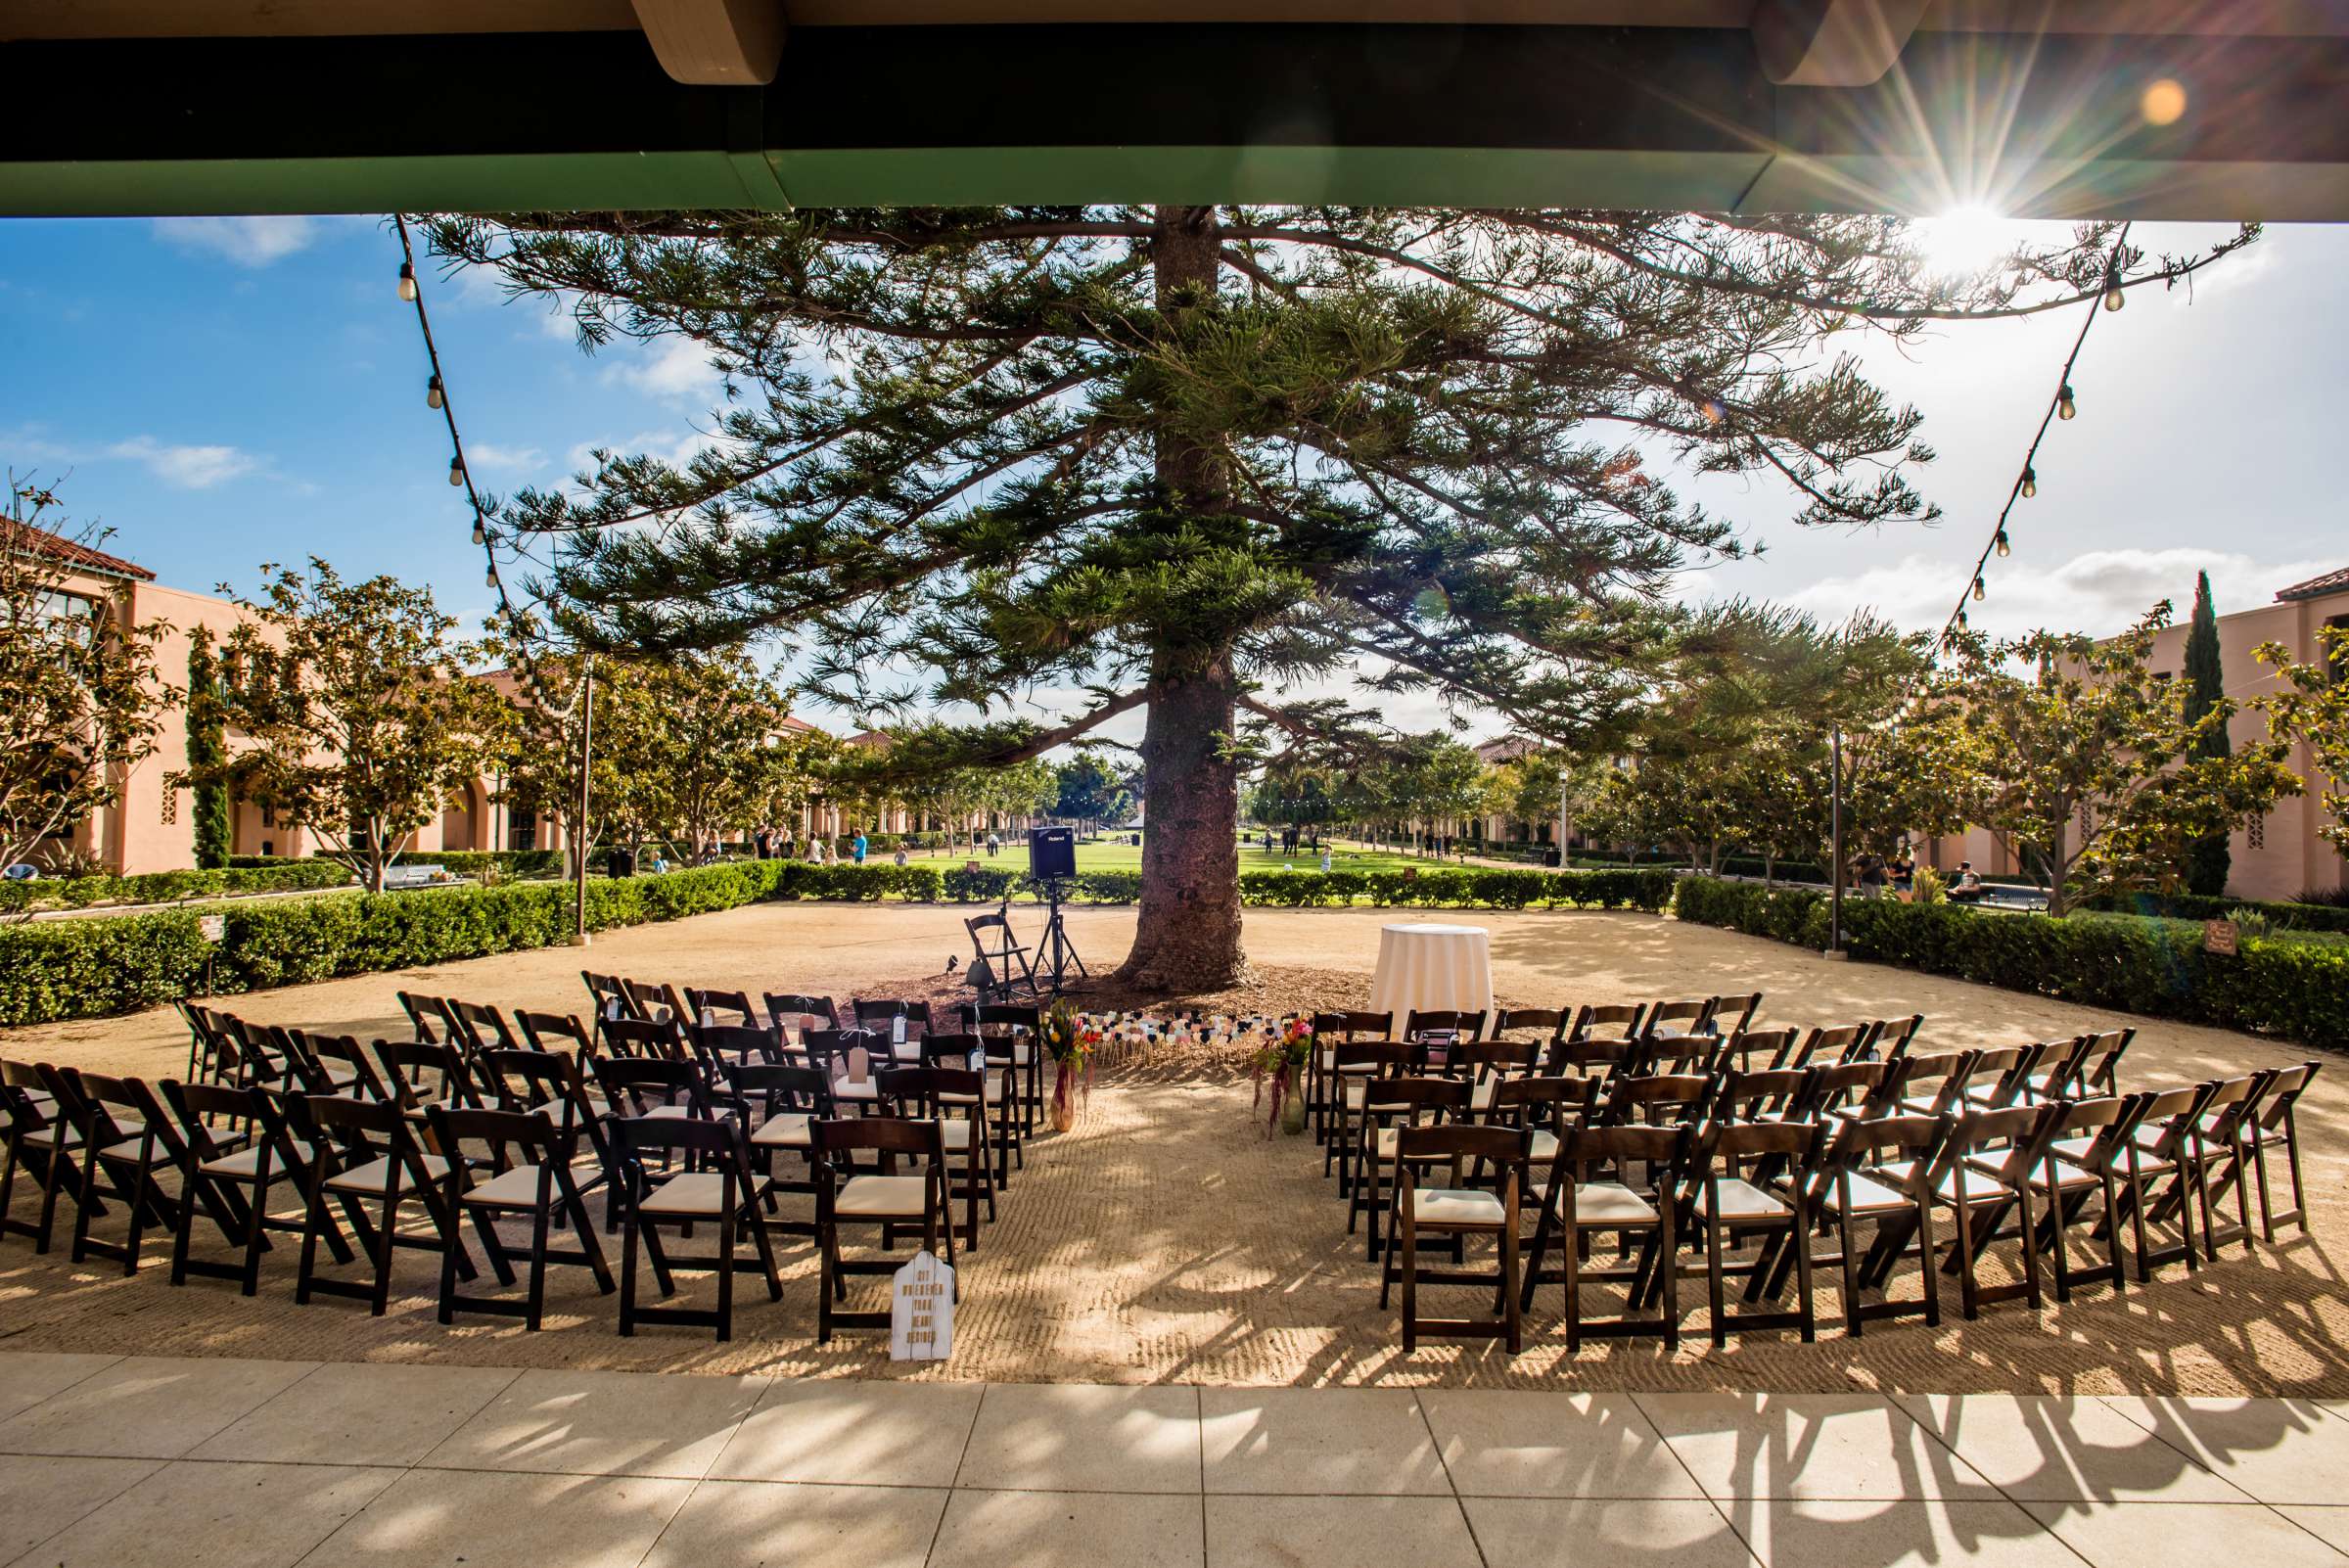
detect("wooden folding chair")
(1915, 1102), (2058, 1319)
(1708, 992), (1765, 1038)
(610, 1113), (782, 1341)
(427, 1105), (615, 1328)
(1800, 1113), (1948, 1335)
(1683, 1119), (1819, 1345)
(396, 991), (459, 1046)
(1309, 1009), (1396, 1145)
(729, 1060), (836, 1235)
(1383, 1123), (1531, 1353)
(1, 1060), (80, 1253)
(599, 1014), (690, 1064)
(1716, 1026), (1798, 1076)
(483, 1047), (619, 1225)
(960, 1003), (1043, 1138)
(762, 992), (844, 1038)
(1441, 1038), (1539, 1117)
(1325, 1039), (1416, 1187)
(685, 987), (760, 1028)
(810, 1115), (953, 1344)
(2247, 1061), (2320, 1242)
(1526, 1123), (1689, 1351)
(880, 1064), (995, 1252)
(43, 1067), (176, 1274)
(2029, 1094), (2138, 1301)
(923, 1032), (1021, 1185)
(162, 1079), (345, 1295)
(447, 998), (525, 1055)
(1353, 1077), (1470, 1256)
(2108, 1082), (2216, 1281)
(292, 1093), (482, 1314)
(690, 1020), (784, 1079)
(1405, 1008), (1489, 1052)
(519, 1009), (596, 1056)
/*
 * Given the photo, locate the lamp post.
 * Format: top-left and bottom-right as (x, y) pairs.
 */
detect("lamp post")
(1827, 726), (1844, 955)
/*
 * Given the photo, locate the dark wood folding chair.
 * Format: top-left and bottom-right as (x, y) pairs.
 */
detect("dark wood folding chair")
(622, 977), (690, 1026)
(2, 1060), (80, 1253)
(1441, 1038), (1539, 1118)
(923, 1032), (1021, 1185)
(427, 1105), (615, 1329)
(374, 1038), (485, 1134)
(1716, 1026), (1798, 1076)
(162, 1079), (345, 1295)
(1864, 1013), (1925, 1061)
(610, 1113), (782, 1341)
(2107, 1082), (2217, 1281)
(1566, 1002), (1646, 1047)
(1708, 992), (1765, 1038)
(2029, 1093), (2140, 1300)
(1683, 1118), (1820, 1345)
(1638, 997), (1715, 1052)
(484, 1047), (619, 1225)
(582, 970), (642, 1044)
(1353, 1077), (1470, 1256)
(810, 1115), (954, 1343)
(1770, 1022), (1870, 1071)
(880, 1063), (995, 1251)
(600, 1014), (690, 1065)
(686, 987), (760, 1028)
(2046, 1029), (2133, 1101)
(763, 992), (844, 1038)
(960, 1003), (1043, 1138)
(1525, 1123), (1690, 1351)
(447, 998), (525, 1055)
(963, 909), (1038, 996)
(1912, 1101), (2059, 1319)
(729, 1060), (835, 1234)
(176, 1000), (226, 1083)
(1325, 1039), (1416, 1187)
(2165, 1073), (2268, 1263)
(808, 1028), (893, 1116)
(1799, 1112), (1949, 1335)
(1309, 1009), (1396, 1145)
(519, 1009), (596, 1056)
(1949, 1042), (2048, 1112)
(43, 1067), (177, 1274)
(292, 1093), (482, 1315)
(396, 991), (459, 1047)
(691, 1020), (785, 1079)
(1383, 1123), (1531, 1353)
(1405, 1008), (1489, 1050)
(2247, 1061), (2320, 1242)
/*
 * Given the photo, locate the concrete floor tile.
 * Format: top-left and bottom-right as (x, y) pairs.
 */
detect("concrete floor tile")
(709, 1378), (981, 1488)
(419, 1367), (764, 1478)
(1893, 1393), (2252, 1502)
(1735, 1499), (2083, 1567)
(2023, 1499), (2349, 1568)
(188, 1361), (519, 1467)
(2273, 1506), (2349, 1556)
(309, 1468), (693, 1568)
(0, 1356), (314, 1459)
(930, 1489), (1204, 1568)
(1463, 1498), (1759, 1567)
(644, 1479), (946, 1568)
(2098, 1397), (2349, 1505)
(28, 1458), (397, 1568)
(1636, 1393), (2000, 1501)
(1208, 1494), (1477, 1568)
(0, 1354), (119, 1425)
(0, 1454), (161, 1565)
(1420, 1389), (1705, 1499)
(1201, 1387), (1447, 1496)
(955, 1383), (1201, 1494)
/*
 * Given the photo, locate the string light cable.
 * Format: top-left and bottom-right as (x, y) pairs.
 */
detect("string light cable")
(1936, 221), (2136, 651)
(390, 214), (584, 722)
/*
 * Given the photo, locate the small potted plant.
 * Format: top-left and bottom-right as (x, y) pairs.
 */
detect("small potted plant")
(1039, 999), (1097, 1132)
(1251, 1017), (1313, 1137)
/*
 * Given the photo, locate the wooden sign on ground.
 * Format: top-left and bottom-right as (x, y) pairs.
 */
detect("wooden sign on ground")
(890, 1250), (954, 1361)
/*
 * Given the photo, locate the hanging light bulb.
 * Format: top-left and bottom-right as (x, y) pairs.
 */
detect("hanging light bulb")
(426, 374), (444, 410)
(1994, 530), (2010, 558)
(2101, 272), (2125, 311)
(2056, 384), (2076, 421)
(2020, 465), (2038, 499)
(1972, 576), (1986, 602)
(485, 560), (500, 589)
(1958, 608), (1969, 628)
(447, 454), (466, 487)
(397, 261), (418, 302)
(471, 518), (485, 546)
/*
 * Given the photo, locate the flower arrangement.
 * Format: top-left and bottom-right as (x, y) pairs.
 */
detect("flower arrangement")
(1040, 999), (1099, 1131)
(1250, 1016), (1313, 1135)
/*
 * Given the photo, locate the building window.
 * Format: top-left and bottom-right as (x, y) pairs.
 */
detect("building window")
(259, 803), (275, 828)
(509, 808), (537, 849)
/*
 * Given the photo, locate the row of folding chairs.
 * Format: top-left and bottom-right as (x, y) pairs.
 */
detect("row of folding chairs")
(1313, 1034), (2319, 1355)
(2, 1027), (1004, 1343)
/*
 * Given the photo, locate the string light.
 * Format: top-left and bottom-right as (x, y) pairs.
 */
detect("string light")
(1934, 224), (2135, 654)
(447, 454), (466, 487)
(397, 261), (418, 302)
(426, 375), (444, 411)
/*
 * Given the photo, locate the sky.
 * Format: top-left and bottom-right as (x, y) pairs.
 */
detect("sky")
(2, 212), (2343, 747)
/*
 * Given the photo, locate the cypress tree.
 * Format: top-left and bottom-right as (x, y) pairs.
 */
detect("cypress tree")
(430, 208), (2232, 988)
(2182, 570), (2232, 896)
(186, 628), (233, 868)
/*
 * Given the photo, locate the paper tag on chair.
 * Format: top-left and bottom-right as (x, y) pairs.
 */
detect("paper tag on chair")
(605, 997), (622, 1021)
(890, 1250), (954, 1361)
(847, 1045), (870, 1084)
(892, 1014), (907, 1048)
(700, 1006), (715, 1028)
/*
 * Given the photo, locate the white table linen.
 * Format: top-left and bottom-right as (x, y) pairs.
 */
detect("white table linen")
(1366, 922), (1494, 1032)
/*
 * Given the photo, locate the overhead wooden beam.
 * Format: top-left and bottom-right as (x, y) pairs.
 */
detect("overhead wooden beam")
(630, 0), (785, 83)
(1752, 0), (1926, 84)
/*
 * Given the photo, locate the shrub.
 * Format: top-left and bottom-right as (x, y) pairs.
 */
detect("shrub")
(0, 860), (355, 913)
(1671, 874), (2347, 1046)
(1234, 866), (1674, 912)
(0, 911), (214, 1026)
(2078, 888), (2349, 936)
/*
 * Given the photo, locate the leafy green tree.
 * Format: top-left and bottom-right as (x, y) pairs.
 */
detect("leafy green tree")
(184, 627), (232, 870)
(2254, 625), (2349, 854)
(2182, 571), (2232, 896)
(0, 477), (169, 890)
(1248, 764), (1335, 831)
(432, 207), (2247, 986)
(172, 559), (511, 893)
(1921, 608), (2300, 914)
(1053, 754), (1130, 836)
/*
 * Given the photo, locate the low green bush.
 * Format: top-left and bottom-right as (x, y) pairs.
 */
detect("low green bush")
(1671, 875), (2347, 1047)
(1235, 866), (1674, 912)
(0, 860), (355, 913)
(2078, 888), (2349, 937)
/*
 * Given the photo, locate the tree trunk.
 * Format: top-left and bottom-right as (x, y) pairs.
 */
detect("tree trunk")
(1119, 204), (1251, 992)
(1120, 651), (1250, 990)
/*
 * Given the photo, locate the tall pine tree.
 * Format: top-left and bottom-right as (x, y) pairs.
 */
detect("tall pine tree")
(431, 208), (2248, 988)
(2183, 570), (2232, 896)
(185, 627), (232, 869)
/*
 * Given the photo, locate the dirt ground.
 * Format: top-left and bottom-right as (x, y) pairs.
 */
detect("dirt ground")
(3, 902), (2341, 1395)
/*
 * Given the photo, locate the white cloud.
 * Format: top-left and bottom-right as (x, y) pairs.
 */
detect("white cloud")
(153, 216), (322, 268)
(106, 436), (260, 489)
(606, 336), (722, 401)
(463, 442), (546, 474)
(1783, 546), (2340, 641)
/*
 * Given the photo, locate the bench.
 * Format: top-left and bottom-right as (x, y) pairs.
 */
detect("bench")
(382, 863), (449, 890)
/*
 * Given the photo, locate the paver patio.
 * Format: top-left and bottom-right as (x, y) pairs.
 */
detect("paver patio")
(3, 1351), (2348, 1566)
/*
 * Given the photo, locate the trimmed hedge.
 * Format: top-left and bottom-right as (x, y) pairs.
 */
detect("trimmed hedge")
(0, 861), (354, 913)
(1238, 866), (1675, 911)
(1670, 875), (2347, 1046)
(2079, 888), (2349, 937)
(227, 849), (567, 880)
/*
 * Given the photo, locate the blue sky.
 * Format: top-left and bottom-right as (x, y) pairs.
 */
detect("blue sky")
(3, 212), (2343, 739)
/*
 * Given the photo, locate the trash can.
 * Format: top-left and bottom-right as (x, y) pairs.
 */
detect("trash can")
(1543, 848), (1562, 867)
(607, 847), (636, 879)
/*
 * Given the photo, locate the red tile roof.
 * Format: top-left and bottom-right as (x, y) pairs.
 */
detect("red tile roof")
(2276, 566), (2349, 603)
(1, 520), (155, 581)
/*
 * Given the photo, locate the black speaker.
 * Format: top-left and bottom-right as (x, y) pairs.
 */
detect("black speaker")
(1029, 826), (1077, 881)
